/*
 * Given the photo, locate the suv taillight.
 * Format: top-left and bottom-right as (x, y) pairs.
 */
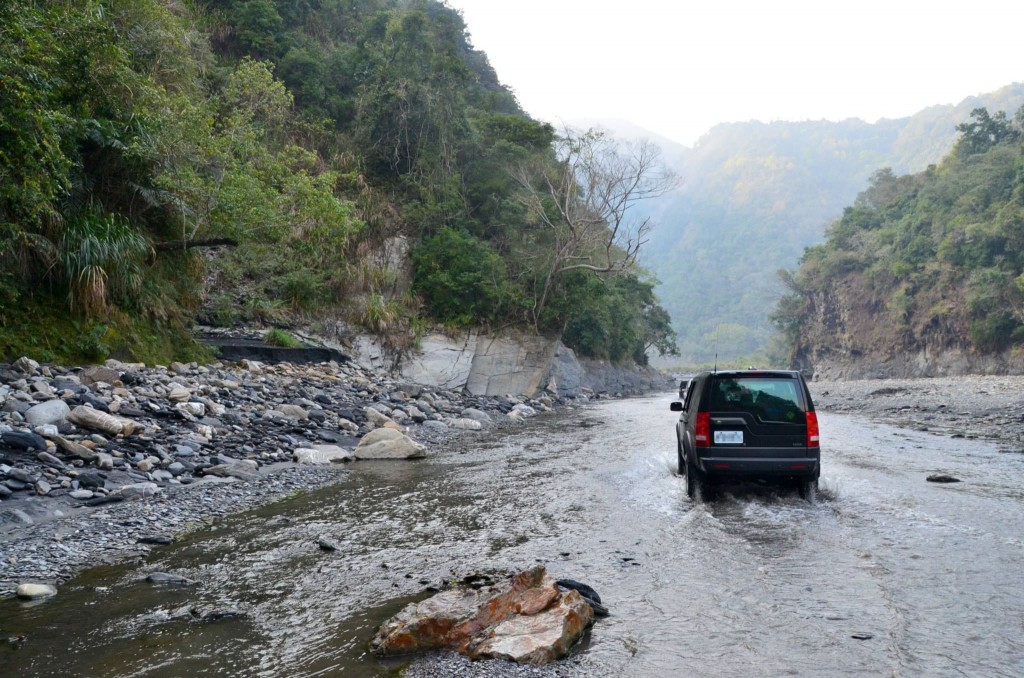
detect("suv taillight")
(806, 411), (819, 447)
(695, 411), (710, 447)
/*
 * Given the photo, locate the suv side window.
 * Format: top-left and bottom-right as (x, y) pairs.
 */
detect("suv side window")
(681, 380), (696, 411)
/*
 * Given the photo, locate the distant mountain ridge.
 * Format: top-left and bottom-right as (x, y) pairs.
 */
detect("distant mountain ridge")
(619, 83), (1024, 363)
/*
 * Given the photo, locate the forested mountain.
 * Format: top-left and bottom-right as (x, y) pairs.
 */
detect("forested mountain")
(642, 84), (1024, 363)
(0, 0), (676, 365)
(773, 107), (1024, 377)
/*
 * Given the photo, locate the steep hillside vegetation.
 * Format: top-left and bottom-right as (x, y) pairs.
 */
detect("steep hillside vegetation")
(0, 0), (676, 365)
(774, 107), (1024, 377)
(644, 84), (1024, 363)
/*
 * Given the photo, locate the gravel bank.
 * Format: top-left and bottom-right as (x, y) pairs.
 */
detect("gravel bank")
(811, 375), (1024, 450)
(0, 355), (587, 595)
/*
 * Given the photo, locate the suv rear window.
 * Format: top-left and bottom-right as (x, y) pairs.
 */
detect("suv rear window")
(708, 376), (805, 423)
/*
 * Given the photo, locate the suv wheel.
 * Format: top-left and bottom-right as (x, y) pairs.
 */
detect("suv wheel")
(797, 478), (818, 501)
(684, 451), (712, 502)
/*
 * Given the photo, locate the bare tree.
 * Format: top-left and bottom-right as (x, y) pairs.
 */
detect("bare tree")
(512, 127), (677, 326)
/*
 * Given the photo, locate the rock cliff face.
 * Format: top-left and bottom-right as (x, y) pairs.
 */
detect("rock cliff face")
(354, 331), (669, 397)
(794, 276), (1024, 379)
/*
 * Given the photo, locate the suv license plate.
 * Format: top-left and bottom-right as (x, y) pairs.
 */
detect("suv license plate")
(714, 431), (743, 445)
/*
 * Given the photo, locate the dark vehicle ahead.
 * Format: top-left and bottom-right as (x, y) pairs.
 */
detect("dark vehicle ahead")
(670, 370), (820, 500)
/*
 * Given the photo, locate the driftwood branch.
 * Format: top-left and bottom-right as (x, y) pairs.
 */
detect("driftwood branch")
(152, 238), (238, 252)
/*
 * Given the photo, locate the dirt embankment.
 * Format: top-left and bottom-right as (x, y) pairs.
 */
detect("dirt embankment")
(810, 375), (1024, 451)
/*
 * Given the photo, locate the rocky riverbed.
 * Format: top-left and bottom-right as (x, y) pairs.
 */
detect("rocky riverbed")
(0, 356), (584, 595)
(810, 375), (1024, 452)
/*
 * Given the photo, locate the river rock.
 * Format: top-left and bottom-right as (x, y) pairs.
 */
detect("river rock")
(69, 489), (95, 500)
(279, 404), (309, 420)
(55, 436), (96, 460)
(176, 402), (205, 417)
(24, 399), (71, 427)
(118, 482), (159, 498)
(294, 445), (355, 465)
(471, 589), (594, 664)
(365, 407), (395, 428)
(449, 418), (483, 431)
(167, 387), (191, 403)
(512, 404), (537, 417)
(354, 428), (427, 460)
(927, 474), (961, 483)
(16, 583), (57, 600)
(96, 452), (114, 470)
(1, 430), (48, 452)
(460, 408), (492, 424)
(13, 357), (40, 374)
(80, 365), (120, 386)
(372, 566), (594, 665)
(67, 406), (139, 436)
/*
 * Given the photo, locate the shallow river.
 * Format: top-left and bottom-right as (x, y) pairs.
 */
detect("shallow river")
(3, 394), (1024, 677)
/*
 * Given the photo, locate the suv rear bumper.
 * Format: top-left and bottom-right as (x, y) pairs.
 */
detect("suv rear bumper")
(696, 449), (820, 479)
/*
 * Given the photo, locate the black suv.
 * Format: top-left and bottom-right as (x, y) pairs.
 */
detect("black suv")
(670, 370), (820, 500)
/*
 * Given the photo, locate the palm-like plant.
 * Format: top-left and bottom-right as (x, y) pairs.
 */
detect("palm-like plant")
(58, 212), (148, 317)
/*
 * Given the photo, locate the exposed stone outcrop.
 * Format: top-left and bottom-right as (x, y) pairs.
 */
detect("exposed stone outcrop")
(354, 330), (668, 398)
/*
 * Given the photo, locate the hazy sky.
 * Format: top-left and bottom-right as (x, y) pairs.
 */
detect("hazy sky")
(445, 0), (1023, 146)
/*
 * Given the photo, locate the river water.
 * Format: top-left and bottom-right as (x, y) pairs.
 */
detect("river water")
(3, 394), (1024, 677)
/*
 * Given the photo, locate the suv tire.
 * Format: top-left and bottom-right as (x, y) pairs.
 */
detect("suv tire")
(797, 478), (817, 501)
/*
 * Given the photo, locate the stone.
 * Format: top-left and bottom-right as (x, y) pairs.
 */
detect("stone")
(13, 357), (40, 374)
(471, 589), (594, 664)
(354, 428), (427, 460)
(176, 402), (205, 417)
(37, 451), (64, 468)
(364, 407), (395, 428)
(1, 430), (48, 452)
(68, 406), (127, 435)
(69, 489), (95, 500)
(202, 464), (257, 481)
(80, 365), (120, 386)
(35, 479), (52, 495)
(76, 471), (105, 489)
(167, 387), (191, 403)
(512, 404), (537, 417)
(137, 458), (157, 472)
(460, 407), (492, 424)
(24, 399), (71, 427)
(337, 418), (359, 432)
(139, 535), (173, 545)
(8, 467), (33, 483)
(927, 474), (961, 483)
(279, 404), (309, 420)
(372, 566), (593, 665)
(0, 485), (11, 499)
(96, 453), (114, 471)
(449, 418), (483, 431)
(16, 583), (57, 600)
(169, 362), (190, 375)
(407, 406), (427, 423)
(317, 537), (341, 551)
(294, 445), (355, 465)
(118, 482), (159, 498)
(34, 424), (59, 437)
(55, 436), (97, 460)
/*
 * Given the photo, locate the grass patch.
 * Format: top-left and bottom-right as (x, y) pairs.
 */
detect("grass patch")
(264, 328), (303, 348)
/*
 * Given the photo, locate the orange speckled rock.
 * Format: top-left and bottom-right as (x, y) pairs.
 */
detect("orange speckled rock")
(371, 566), (596, 665)
(471, 589), (595, 665)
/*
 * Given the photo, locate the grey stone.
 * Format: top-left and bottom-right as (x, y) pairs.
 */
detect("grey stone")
(146, 572), (194, 585)
(24, 399), (71, 427)
(354, 428), (427, 460)
(80, 365), (120, 386)
(69, 489), (95, 500)
(2, 430), (48, 451)
(35, 479), (52, 495)
(278, 404), (309, 420)
(449, 418), (483, 431)
(460, 407), (492, 423)
(13, 357), (40, 374)
(118, 482), (159, 498)
(294, 445), (354, 465)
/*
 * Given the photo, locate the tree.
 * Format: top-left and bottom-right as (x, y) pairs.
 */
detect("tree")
(512, 128), (677, 326)
(955, 108), (1021, 156)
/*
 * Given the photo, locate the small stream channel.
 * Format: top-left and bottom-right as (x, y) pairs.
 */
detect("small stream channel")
(3, 395), (1024, 676)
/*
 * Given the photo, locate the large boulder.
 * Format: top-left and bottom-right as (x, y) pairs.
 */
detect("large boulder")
(372, 566), (595, 665)
(25, 399), (71, 427)
(354, 428), (426, 460)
